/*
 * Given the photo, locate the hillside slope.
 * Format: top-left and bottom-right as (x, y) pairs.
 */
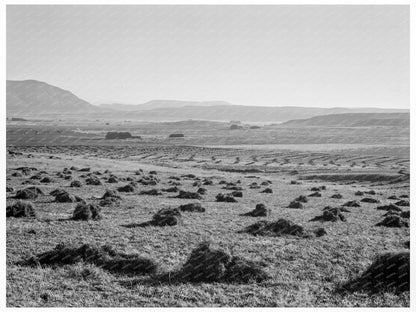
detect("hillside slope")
(6, 80), (100, 116)
(281, 113), (410, 127)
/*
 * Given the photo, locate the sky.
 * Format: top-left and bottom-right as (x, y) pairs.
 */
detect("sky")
(7, 5), (409, 108)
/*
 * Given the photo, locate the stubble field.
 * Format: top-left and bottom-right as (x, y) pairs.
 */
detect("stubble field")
(6, 120), (410, 307)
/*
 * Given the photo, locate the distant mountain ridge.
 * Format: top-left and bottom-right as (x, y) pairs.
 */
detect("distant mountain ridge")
(6, 80), (409, 122)
(282, 113), (410, 127)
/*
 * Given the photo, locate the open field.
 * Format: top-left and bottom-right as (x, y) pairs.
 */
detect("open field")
(6, 121), (410, 307)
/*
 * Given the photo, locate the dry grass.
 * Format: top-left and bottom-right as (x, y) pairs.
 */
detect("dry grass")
(6, 143), (409, 307)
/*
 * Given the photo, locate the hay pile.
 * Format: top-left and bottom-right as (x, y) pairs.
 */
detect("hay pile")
(101, 189), (121, 199)
(223, 185), (242, 191)
(179, 203), (205, 212)
(288, 201), (304, 209)
(55, 191), (84, 203)
(387, 195), (399, 200)
(70, 180), (82, 187)
(394, 200), (409, 207)
(15, 187), (43, 200)
(99, 197), (120, 207)
(202, 179), (213, 185)
(162, 186), (179, 193)
(231, 191), (243, 197)
(400, 211), (410, 219)
(249, 182), (260, 189)
(295, 195), (308, 203)
(73, 203), (102, 221)
(314, 228), (327, 237)
(138, 176), (159, 186)
(260, 188), (273, 194)
(240, 219), (305, 237)
(50, 188), (66, 196)
(342, 200), (361, 208)
(376, 203), (402, 212)
(86, 176), (102, 185)
(342, 251), (409, 293)
(177, 190), (202, 200)
(361, 197), (380, 203)
(192, 181), (202, 187)
(151, 208), (181, 226)
(172, 242), (269, 283)
(311, 207), (346, 222)
(308, 191), (322, 197)
(6, 200), (36, 218)
(376, 215), (409, 228)
(27, 243), (157, 276)
(242, 204), (270, 217)
(40, 176), (52, 183)
(107, 176), (119, 183)
(117, 184), (135, 193)
(140, 189), (162, 196)
(216, 193), (237, 202)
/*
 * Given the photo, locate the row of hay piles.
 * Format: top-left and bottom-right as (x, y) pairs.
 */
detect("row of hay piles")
(25, 241), (268, 284)
(20, 241), (410, 292)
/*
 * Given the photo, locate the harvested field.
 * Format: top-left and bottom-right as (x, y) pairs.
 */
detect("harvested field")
(6, 121), (410, 307)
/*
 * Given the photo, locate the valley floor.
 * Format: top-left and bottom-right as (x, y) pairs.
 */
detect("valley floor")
(6, 144), (410, 307)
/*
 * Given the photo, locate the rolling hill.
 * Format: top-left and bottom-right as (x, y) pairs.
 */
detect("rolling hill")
(6, 80), (100, 116)
(281, 113), (410, 127)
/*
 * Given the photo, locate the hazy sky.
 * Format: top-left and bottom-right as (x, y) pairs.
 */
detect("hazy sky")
(7, 5), (409, 108)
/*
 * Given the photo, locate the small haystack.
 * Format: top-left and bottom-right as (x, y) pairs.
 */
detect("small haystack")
(6, 200), (36, 218)
(179, 203), (205, 212)
(177, 190), (202, 200)
(242, 204), (270, 217)
(72, 203), (102, 221)
(216, 193), (237, 203)
(172, 242), (269, 284)
(361, 197), (380, 203)
(151, 208), (181, 226)
(288, 201), (304, 209)
(70, 180), (82, 187)
(342, 200), (361, 208)
(375, 215), (409, 228)
(240, 219), (305, 237)
(15, 187), (43, 200)
(342, 251), (409, 293)
(118, 184), (135, 193)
